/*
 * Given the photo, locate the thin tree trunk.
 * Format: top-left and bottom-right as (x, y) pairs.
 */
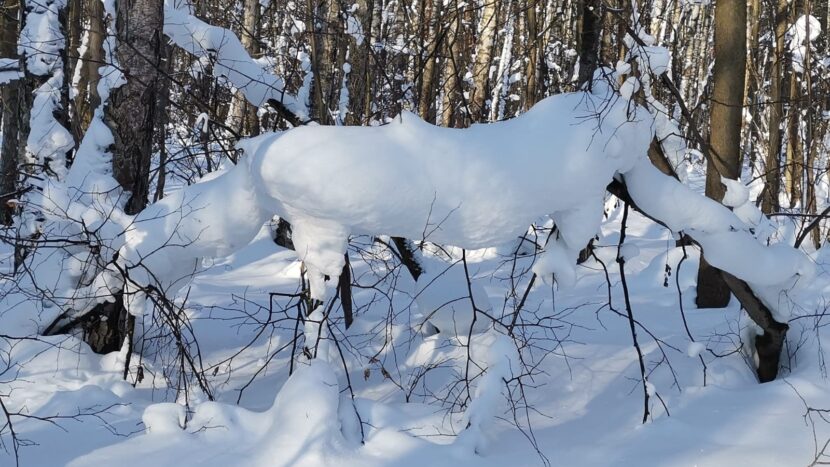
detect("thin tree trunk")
(229, 0), (261, 135)
(73, 0), (105, 136)
(470, 0), (497, 122)
(577, 0), (601, 89)
(762, 0), (788, 214)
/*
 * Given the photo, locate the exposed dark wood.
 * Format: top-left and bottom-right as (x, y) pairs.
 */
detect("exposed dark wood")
(607, 179), (788, 382)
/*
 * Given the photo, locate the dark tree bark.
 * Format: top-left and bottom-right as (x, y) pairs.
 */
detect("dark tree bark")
(84, 0), (164, 355)
(577, 0), (602, 89)
(696, 0), (746, 309)
(0, 0), (21, 225)
(107, 0), (164, 215)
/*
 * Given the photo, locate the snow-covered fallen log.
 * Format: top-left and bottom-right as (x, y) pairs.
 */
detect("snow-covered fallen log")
(44, 77), (811, 383)
(240, 85), (653, 299)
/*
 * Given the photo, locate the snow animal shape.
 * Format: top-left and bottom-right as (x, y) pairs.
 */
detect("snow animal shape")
(242, 87), (655, 299)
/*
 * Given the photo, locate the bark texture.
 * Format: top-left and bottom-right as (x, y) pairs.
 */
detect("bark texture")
(696, 0), (746, 309)
(107, 0), (164, 215)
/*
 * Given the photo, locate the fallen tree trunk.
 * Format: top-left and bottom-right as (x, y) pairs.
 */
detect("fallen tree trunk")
(607, 179), (788, 382)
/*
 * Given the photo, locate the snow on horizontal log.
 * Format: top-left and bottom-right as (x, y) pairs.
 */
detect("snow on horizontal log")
(163, 1), (305, 118)
(622, 158), (814, 298)
(241, 88), (654, 298)
(120, 161), (269, 302)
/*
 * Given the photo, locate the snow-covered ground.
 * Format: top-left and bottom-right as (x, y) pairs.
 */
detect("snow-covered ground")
(3, 201), (829, 466)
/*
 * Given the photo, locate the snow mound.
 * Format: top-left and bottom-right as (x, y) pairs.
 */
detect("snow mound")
(244, 90), (654, 299)
(143, 403), (187, 434)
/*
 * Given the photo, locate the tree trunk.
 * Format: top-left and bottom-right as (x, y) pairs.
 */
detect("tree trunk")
(0, 0), (21, 225)
(577, 0), (601, 89)
(696, 0), (746, 309)
(440, 1), (464, 127)
(229, 0), (261, 135)
(469, 0), (497, 122)
(761, 0), (788, 214)
(107, 0), (164, 215)
(73, 0), (105, 136)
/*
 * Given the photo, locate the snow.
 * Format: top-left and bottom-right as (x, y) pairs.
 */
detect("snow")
(0, 58), (21, 84)
(245, 87), (653, 298)
(720, 176), (750, 208)
(26, 71), (74, 178)
(5, 211), (829, 467)
(163, 1), (306, 117)
(789, 15), (822, 73)
(623, 158), (814, 316)
(18, 0), (67, 76)
(414, 257), (494, 335)
(687, 342), (706, 358)
(142, 403), (187, 434)
(120, 158), (269, 313)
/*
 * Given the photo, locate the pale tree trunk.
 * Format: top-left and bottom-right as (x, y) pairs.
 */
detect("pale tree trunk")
(440, 1), (464, 127)
(696, 0), (746, 309)
(229, 0), (261, 135)
(762, 0), (788, 214)
(74, 0), (105, 135)
(0, 0), (20, 224)
(470, 0), (497, 122)
(107, 0), (164, 215)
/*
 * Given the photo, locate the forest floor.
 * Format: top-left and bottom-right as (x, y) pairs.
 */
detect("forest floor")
(2, 198), (830, 467)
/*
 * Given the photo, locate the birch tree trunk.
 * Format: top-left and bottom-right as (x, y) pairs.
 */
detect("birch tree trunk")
(229, 0), (261, 135)
(469, 0), (497, 122)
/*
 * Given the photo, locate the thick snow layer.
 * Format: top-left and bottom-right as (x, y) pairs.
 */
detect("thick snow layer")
(18, 0), (67, 76)
(244, 89), (653, 298)
(26, 71), (74, 178)
(142, 403), (187, 434)
(163, 1), (306, 117)
(120, 160), (269, 313)
(623, 158), (814, 310)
